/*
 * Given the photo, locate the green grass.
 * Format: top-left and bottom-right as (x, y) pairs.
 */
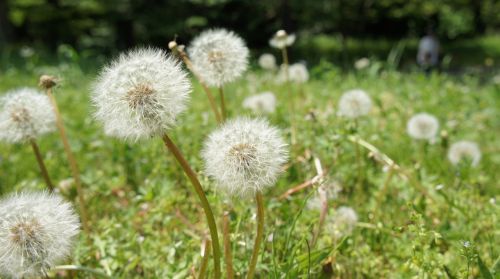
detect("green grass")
(0, 59), (499, 278)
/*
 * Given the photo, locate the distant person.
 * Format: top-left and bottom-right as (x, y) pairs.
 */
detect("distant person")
(417, 32), (439, 73)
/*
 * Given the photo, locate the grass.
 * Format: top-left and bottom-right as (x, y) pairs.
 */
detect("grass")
(0, 55), (499, 278)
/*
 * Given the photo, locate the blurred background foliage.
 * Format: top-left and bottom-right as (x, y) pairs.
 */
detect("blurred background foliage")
(0, 0), (499, 68)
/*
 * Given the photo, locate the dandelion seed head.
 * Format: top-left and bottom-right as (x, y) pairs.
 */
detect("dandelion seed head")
(258, 53), (276, 70)
(338, 89), (372, 118)
(202, 117), (288, 197)
(92, 48), (191, 141)
(269, 30), (295, 49)
(327, 206), (358, 238)
(0, 88), (56, 144)
(448, 140), (481, 167)
(242, 92), (277, 114)
(354, 57), (370, 70)
(0, 192), (80, 278)
(288, 63), (309, 83)
(407, 113), (439, 140)
(38, 75), (58, 90)
(188, 29), (249, 87)
(307, 181), (342, 211)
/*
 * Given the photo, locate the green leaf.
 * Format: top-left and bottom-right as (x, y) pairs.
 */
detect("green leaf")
(477, 256), (493, 279)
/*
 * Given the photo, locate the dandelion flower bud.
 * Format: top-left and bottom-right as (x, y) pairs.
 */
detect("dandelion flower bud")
(38, 75), (58, 90)
(0, 88), (56, 143)
(327, 206), (358, 238)
(258, 53), (277, 70)
(242, 92), (277, 114)
(0, 192), (80, 278)
(448, 140), (481, 167)
(338, 89), (372, 119)
(288, 63), (309, 84)
(92, 48), (191, 141)
(188, 28), (249, 87)
(202, 118), (288, 197)
(269, 30), (296, 49)
(407, 113), (439, 140)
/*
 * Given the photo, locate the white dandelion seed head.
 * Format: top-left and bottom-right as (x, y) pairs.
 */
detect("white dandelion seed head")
(188, 28), (249, 87)
(92, 48), (191, 141)
(288, 63), (309, 84)
(354, 57), (370, 70)
(202, 117), (288, 197)
(258, 53), (277, 70)
(269, 30), (296, 49)
(0, 192), (80, 278)
(448, 141), (481, 167)
(0, 88), (56, 144)
(407, 113), (440, 140)
(242, 92), (277, 114)
(327, 206), (358, 238)
(306, 181), (342, 211)
(338, 89), (372, 118)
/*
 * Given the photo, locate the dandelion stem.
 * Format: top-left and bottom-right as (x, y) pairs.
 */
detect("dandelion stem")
(161, 134), (221, 278)
(374, 166), (395, 219)
(45, 88), (90, 234)
(219, 87), (227, 121)
(173, 47), (222, 124)
(29, 139), (54, 192)
(347, 135), (434, 201)
(198, 239), (211, 279)
(355, 139), (362, 180)
(281, 47), (297, 145)
(311, 192), (328, 248)
(222, 211), (234, 279)
(247, 192), (264, 279)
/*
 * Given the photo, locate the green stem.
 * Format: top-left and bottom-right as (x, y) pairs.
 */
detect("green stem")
(161, 134), (221, 278)
(311, 192), (328, 248)
(29, 139), (54, 192)
(46, 88), (90, 234)
(374, 166), (395, 219)
(198, 239), (211, 279)
(281, 47), (296, 146)
(223, 210), (234, 279)
(247, 192), (265, 279)
(219, 87), (227, 121)
(176, 48), (222, 124)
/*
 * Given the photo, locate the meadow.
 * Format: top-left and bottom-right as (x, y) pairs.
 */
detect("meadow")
(0, 42), (499, 278)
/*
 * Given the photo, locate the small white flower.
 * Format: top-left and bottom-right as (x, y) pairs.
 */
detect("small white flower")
(188, 28), (249, 87)
(407, 113), (439, 140)
(0, 88), (56, 143)
(338, 89), (372, 119)
(327, 206), (358, 238)
(92, 48), (191, 141)
(288, 63), (309, 84)
(269, 30), (296, 49)
(0, 192), (80, 278)
(258, 53), (276, 70)
(202, 117), (288, 197)
(448, 140), (481, 167)
(242, 92), (277, 114)
(354, 57), (370, 70)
